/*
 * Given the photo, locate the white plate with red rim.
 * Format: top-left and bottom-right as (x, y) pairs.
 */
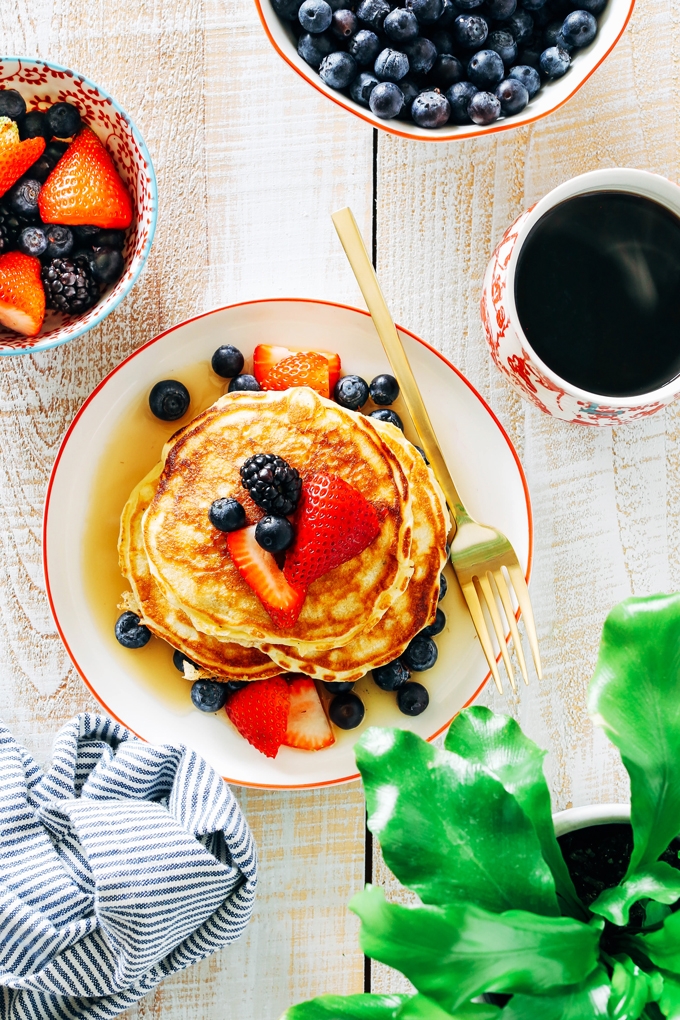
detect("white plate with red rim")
(44, 298), (532, 790)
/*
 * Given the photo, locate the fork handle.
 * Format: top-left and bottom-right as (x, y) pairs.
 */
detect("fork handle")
(332, 207), (466, 530)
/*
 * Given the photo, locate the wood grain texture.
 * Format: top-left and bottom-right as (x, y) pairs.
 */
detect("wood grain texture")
(371, 0), (676, 995)
(0, 0), (372, 1016)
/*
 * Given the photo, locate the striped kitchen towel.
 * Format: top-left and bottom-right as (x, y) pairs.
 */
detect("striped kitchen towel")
(0, 713), (257, 1020)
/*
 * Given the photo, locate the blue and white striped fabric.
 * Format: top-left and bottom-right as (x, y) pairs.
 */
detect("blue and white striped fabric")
(0, 713), (257, 1020)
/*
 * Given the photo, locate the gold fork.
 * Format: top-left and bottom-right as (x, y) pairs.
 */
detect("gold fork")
(332, 207), (541, 694)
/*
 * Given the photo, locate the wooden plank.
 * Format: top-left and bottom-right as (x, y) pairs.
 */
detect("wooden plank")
(371, 0), (675, 993)
(0, 0), (374, 1016)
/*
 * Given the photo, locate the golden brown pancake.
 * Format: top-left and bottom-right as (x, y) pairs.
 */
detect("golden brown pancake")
(142, 388), (414, 650)
(119, 463), (281, 680)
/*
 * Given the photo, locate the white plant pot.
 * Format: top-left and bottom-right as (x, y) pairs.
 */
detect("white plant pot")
(552, 803), (631, 838)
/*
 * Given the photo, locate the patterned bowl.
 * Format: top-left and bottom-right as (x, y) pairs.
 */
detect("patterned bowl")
(0, 57), (157, 355)
(254, 0), (635, 142)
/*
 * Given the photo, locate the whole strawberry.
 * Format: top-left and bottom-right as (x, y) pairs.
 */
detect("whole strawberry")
(225, 676), (290, 758)
(284, 472), (381, 588)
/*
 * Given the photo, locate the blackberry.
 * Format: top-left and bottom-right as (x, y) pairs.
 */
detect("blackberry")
(0, 201), (30, 253)
(240, 454), (302, 515)
(42, 254), (100, 316)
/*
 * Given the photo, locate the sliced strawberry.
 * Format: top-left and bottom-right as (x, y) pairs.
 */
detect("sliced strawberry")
(0, 117), (46, 199)
(226, 677), (290, 758)
(38, 126), (132, 229)
(284, 473), (381, 588)
(0, 252), (45, 336)
(253, 344), (341, 393)
(227, 525), (306, 628)
(261, 351), (330, 398)
(284, 676), (335, 751)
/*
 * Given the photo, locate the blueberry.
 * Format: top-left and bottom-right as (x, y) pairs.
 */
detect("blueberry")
(226, 680), (249, 692)
(403, 36), (438, 73)
(453, 13), (488, 49)
(351, 71), (380, 106)
(212, 344), (245, 377)
(436, 0), (457, 26)
(332, 9), (358, 38)
(369, 373), (399, 405)
(8, 178), (40, 219)
(45, 102), (81, 139)
(209, 497), (247, 532)
(521, 0), (548, 9)
(255, 514), (294, 552)
(18, 226), (47, 257)
(403, 634), (438, 671)
(422, 607), (446, 637)
(320, 51), (359, 87)
(191, 679), (229, 713)
(298, 31), (335, 68)
(518, 42), (543, 68)
(299, 0), (333, 30)
(46, 140), (69, 160)
(329, 691), (365, 729)
(73, 223), (100, 240)
(349, 29), (382, 64)
(0, 90), (26, 122)
(369, 408), (403, 430)
(406, 0), (444, 23)
(43, 225), (74, 259)
(397, 681), (429, 715)
(561, 9), (597, 48)
(149, 379), (190, 420)
(411, 89), (450, 128)
(508, 63), (541, 97)
(322, 680), (356, 692)
(398, 77), (420, 111)
(439, 571), (448, 601)
(94, 229), (126, 250)
(485, 0), (517, 18)
(470, 90), (502, 124)
(454, 0), (484, 8)
(414, 444), (429, 462)
(384, 7), (419, 42)
(173, 649), (199, 672)
(115, 611), (151, 649)
(507, 9), (534, 42)
(467, 49), (504, 88)
(19, 110), (49, 140)
(539, 44), (570, 77)
(431, 54), (465, 88)
(446, 80), (478, 122)
(334, 374), (370, 408)
(356, 0), (391, 29)
(429, 30), (454, 54)
(272, 0), (304, 19)
(228, 374), (261, 392)
(25, 151), (58, 184)
(487, 29), (517, 65)
(90, 246), (124, 284)
(369, 81), (404, 118)
(573, 0), (605, 11)
(496, 77), (529, 113)
(372, 658), (410, 690)
(375, 48), (410, 82)
(543, 20), (565, 46)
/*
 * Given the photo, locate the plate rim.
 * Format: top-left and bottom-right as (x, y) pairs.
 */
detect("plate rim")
(43, 297), (533, 789)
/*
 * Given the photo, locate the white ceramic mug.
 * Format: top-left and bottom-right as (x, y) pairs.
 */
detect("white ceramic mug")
(481, 168), (680, 426)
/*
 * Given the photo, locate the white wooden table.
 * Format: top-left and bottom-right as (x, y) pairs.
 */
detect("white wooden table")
(0, 0), (667, 1014)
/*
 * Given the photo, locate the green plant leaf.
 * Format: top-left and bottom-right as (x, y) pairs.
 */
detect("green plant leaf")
(659, 973), (680, 1018)
(397, 996), (500, 1019)
(499, 966), (612, 1018)
(587, 593), (680, 876)
(349, 886), (601, 1014)
(444, 707), (582, 917)
(640, 913), (680, 974)
(355, 727), (559, 917)
(607, 956), (663, 1020)
(590, 864), (680, 926)
(279, 994), (409, 1019)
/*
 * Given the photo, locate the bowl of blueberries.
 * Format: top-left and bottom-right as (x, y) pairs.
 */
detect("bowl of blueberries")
(255, 0), (634, 139)
(0, 57), (156, 354)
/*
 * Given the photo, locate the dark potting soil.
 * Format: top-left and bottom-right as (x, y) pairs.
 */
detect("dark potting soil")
(558, 823), (680, 924)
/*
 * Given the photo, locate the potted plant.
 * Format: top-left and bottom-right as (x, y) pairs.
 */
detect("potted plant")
(282, 592), (680, 1020)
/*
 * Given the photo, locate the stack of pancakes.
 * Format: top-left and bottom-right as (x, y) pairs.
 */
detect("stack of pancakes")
(118, 387), (449, 683)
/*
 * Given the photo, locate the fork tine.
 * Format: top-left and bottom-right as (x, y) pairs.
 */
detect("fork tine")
(507, 563), (542, 680)
(493, 569), (529, 686)
(478, 573), (516, 694)
(461, 580), (503, 695)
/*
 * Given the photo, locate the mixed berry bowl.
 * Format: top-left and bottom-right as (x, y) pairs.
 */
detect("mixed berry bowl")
(255, 0), (635, 140)
(0, 58), (156, 355)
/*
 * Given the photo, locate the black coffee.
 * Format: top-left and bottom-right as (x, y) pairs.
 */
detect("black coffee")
(514, 191), (680, 397)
